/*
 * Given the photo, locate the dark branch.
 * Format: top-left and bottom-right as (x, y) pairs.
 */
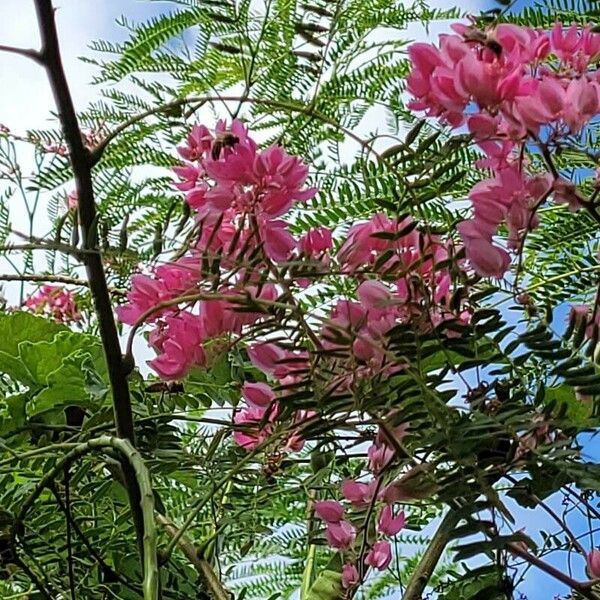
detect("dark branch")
(32, 0), (145, 565)
(0, 44), (43, 63)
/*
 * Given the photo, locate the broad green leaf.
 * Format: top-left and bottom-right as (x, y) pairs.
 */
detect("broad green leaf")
(28, 351), (107, 415)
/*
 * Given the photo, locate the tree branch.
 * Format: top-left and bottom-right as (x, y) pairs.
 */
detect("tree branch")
(156, 514), (231, 600)
(90, 95), (380, 166)
(49, 484), (143, 596)
(0, 273), (86, 286)
(0, 44), (43, 63)
(0, 273), (126, 296)
(507, 543), (600, 600)
(402, 509), (461, 600)
(31, 0), (145, 559)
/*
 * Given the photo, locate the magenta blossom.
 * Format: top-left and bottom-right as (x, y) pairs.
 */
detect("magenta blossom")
(365, 540), (393, 571)
(378, 505), (406, 536)
(24, 285), (81, 323)
(341, 480), (377, 508)
(242, 382), (275, 409)
(342, 563), (359, 589)
(588, 549), (600, 579)
(315, 500), (345, 523)
(325, 520), (356, 550)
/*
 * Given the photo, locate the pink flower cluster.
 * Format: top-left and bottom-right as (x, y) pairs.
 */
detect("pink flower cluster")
(117, 119), (316, 380)
(173, 119), (317, 262)
(312, 424), (411, 589)
(24, 284), (81, 323)
(119, 120), (471, 466)
(407, 22), (600, 278)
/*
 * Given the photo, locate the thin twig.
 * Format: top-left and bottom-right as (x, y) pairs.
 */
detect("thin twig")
(15, 436), (159, 600)
(156, 514), (231, 600)
(0, 44), (43, 63)
(90, 95), (381, 165)
(0, 273), (87, 286)
(49, 484), (143, 596)
(62, 466), (77, 600)
(0, 273), (126, 296)
(507, 543), (600, 599)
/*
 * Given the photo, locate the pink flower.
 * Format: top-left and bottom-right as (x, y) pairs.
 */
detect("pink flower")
(357, 280), (394, 309)
(468, 113), (499, 140)
(173, 164), (201, 192)
(551, 22), (582, 62)
(24, 285), (81, 323)
(66, 190), (78, 209)
(315, 500), (345, 523)
(475, 140), (515, 171)
(461, 234), (511, 279)
(116, 259), (201, 326)
(232, 406), (276, 449)
(177, 124), (213, 162)
(148, 313), (206, 380)
(378, 505), (405, 536)
(248, 342), (285, 375)
(325, 520), (356, 550)
(341, 480), (377, 508)
(587, 549), (600, 579)
(367, 443), (395, 475)
(259, 218), (296, 262)
(255, 145), (316, 216)
(456, 53), (502, 108)
(563, 77), (599, 133)
(365, 540), (392, 571)
(553, 178), (583, 211)
(342, 563), (359, 589)
(242, 382), (275, 409)
(298, 227), (333, 255)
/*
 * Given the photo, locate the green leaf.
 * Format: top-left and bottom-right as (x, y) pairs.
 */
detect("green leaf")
(18, 331), (106, 388)
(0, 312), (67, 385)
(544, 384), (594, 427)
(28, 351), (107, 415)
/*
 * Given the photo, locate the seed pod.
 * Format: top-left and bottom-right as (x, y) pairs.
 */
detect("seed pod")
(119, 213), (129, 252)
(295, 22), (329, 33)
(210, 41), (242, 54)
(297, 29), (326, 47)
(152, 224), (163, 258)
(201, 0), (233, 7)
(71, 212), (80, 248)
(54, 211), (69, 245)
(301, 3), (333, 17)
(293, 50), (322, 63)
(586, 323), (599, 358)
(174, 201), (191, 237)
(572, 314), (589, 350)
(206, 12), (236, 23)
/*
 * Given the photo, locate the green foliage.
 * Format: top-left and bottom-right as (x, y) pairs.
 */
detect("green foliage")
(1, 0), (600, 599)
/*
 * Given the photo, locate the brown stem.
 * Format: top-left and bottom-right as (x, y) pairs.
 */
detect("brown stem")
(536, 138), (600, 226)
(90, 95), (379, 165)
(0, 273), (126, 296)
(0, 273), (85, 286)
(156, 514), (231, 600)
(508, 543), (600, 600)
(32, 0), (145, 562)
(505, 475), (586, 556)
